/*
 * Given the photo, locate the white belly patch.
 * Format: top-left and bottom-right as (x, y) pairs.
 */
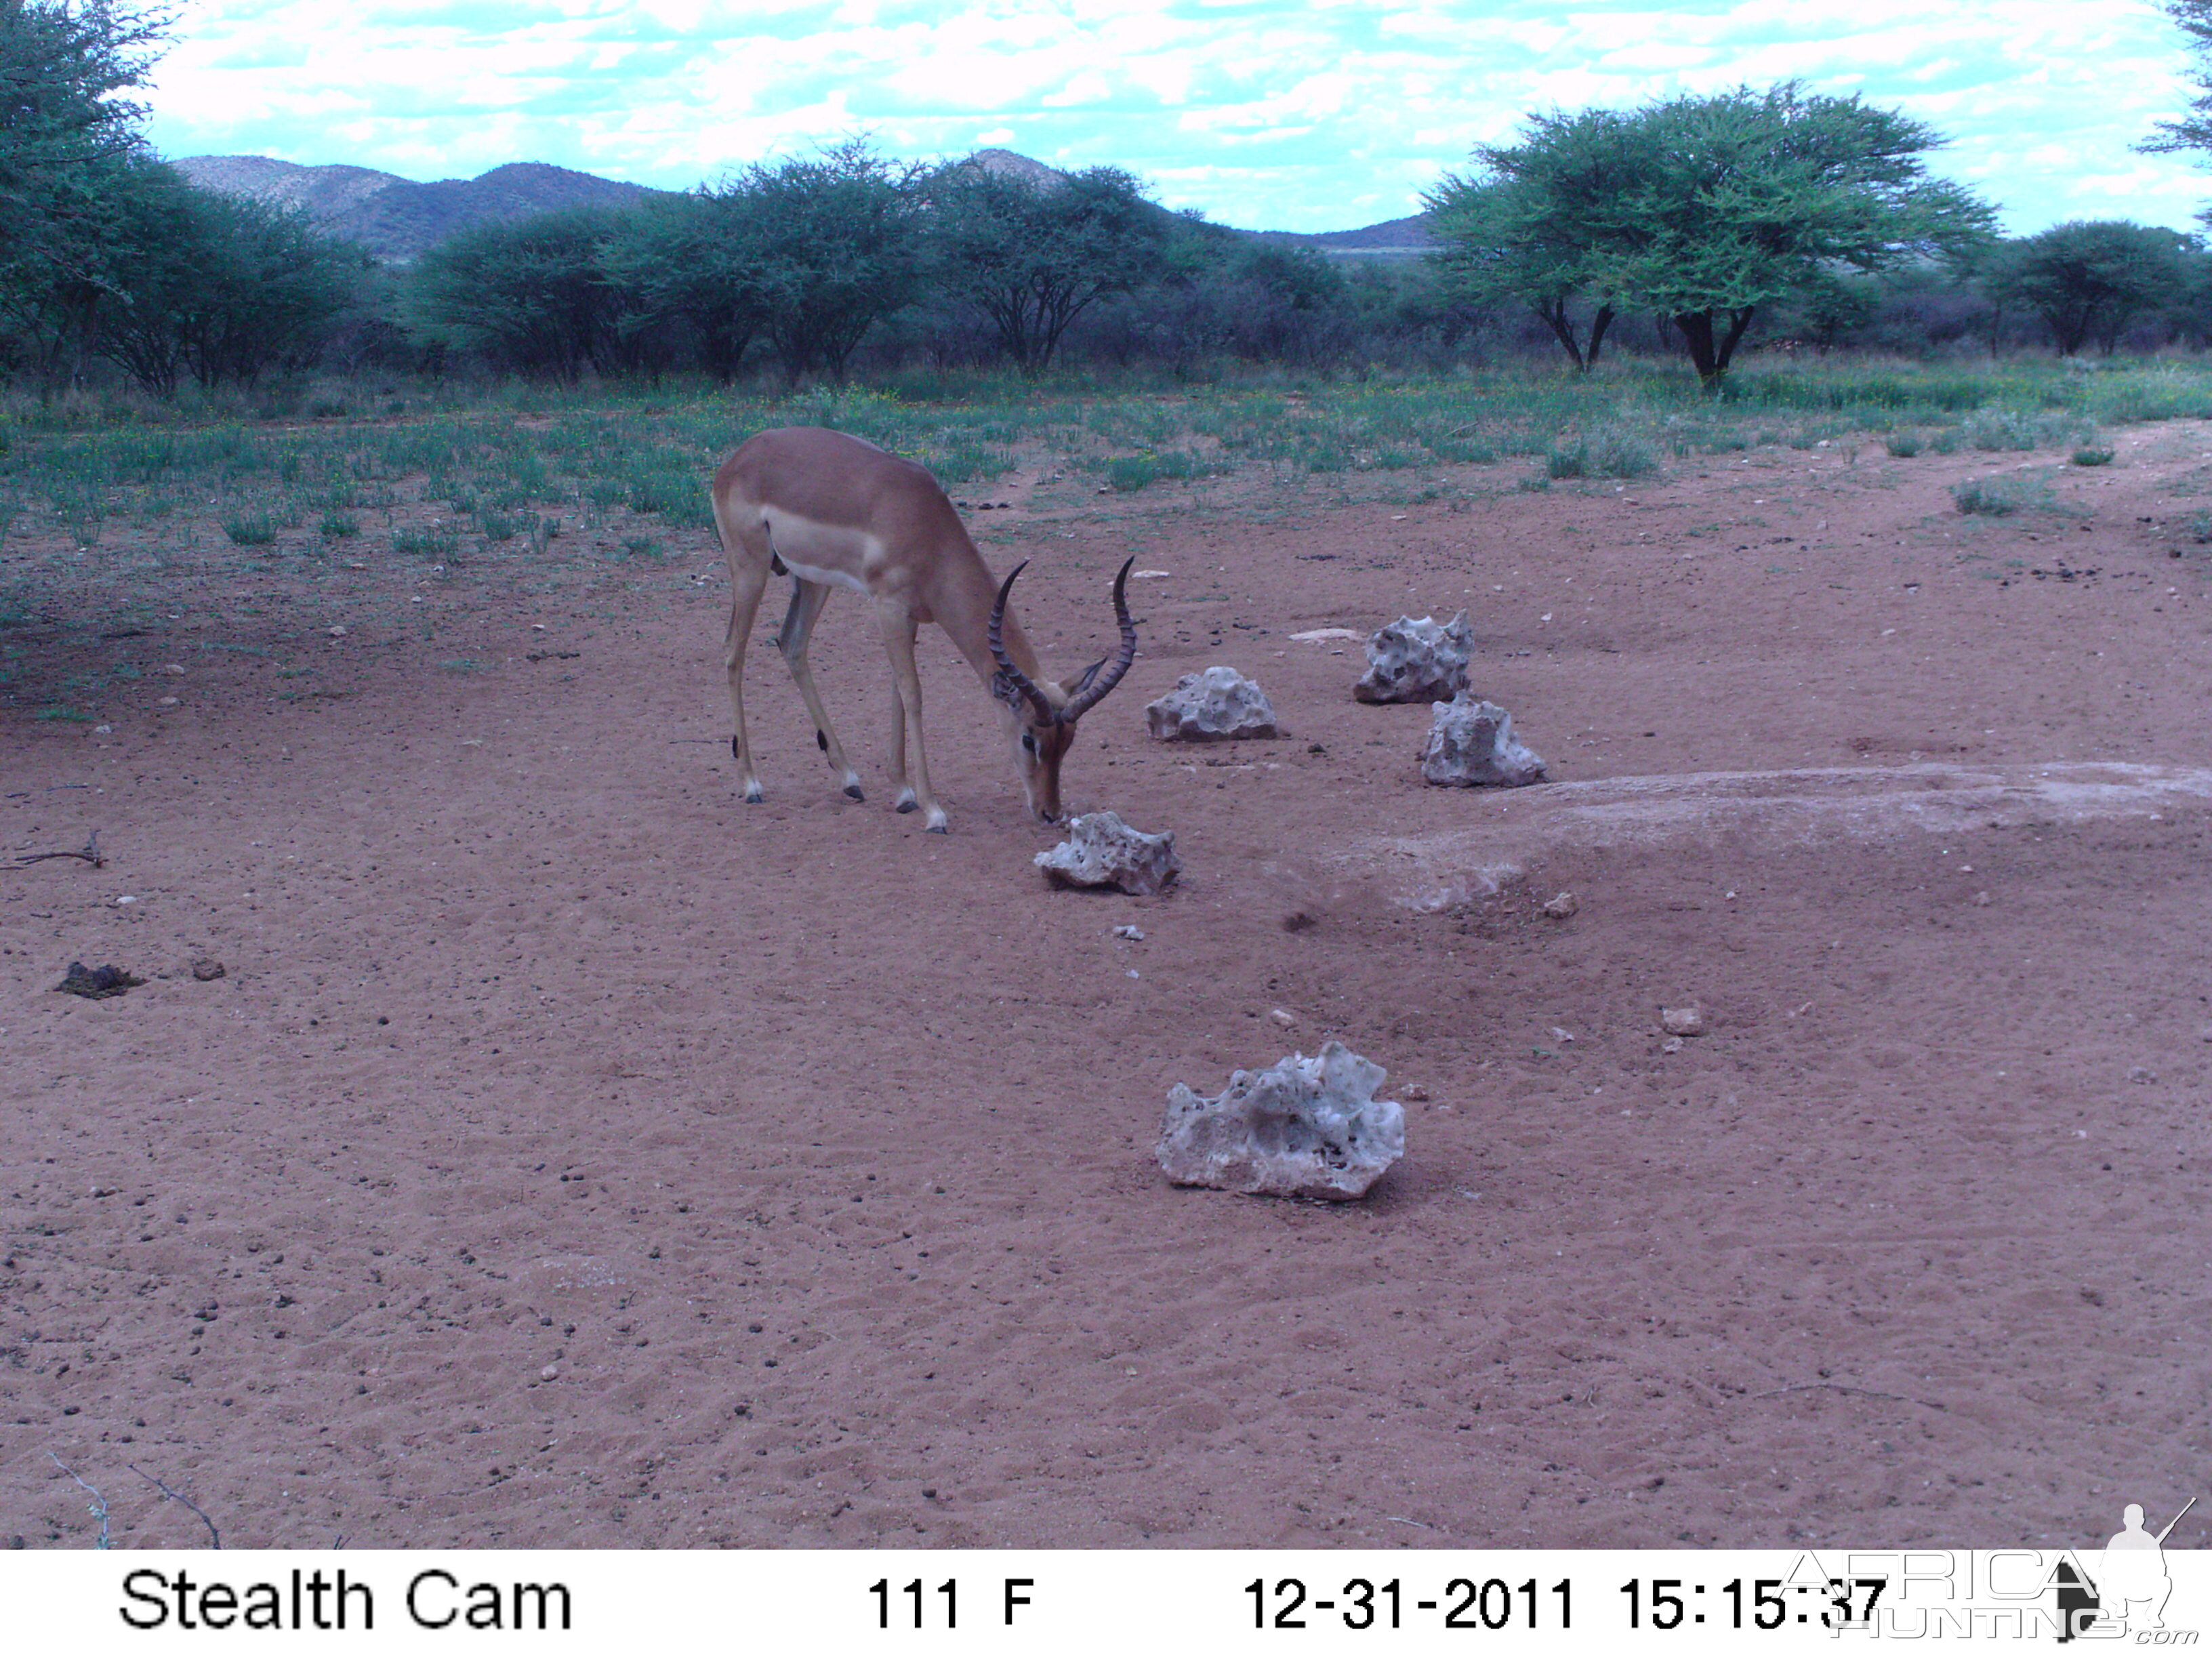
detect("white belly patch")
(761, 510), (878, 596)
(779, 556), (870, 596)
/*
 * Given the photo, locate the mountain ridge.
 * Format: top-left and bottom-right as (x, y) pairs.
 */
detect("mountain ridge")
(171, 152), (1432, 263)
(173, 156), (670, 262)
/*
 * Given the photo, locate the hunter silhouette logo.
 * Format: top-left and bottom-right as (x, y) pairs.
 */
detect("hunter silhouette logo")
(2056, 1496), (2196, 1641)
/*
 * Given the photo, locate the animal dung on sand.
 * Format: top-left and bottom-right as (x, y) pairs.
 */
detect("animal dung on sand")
(1354, 612), (1473, 703)
(1157, 1041), (1406, 1201)
(1034, 810), (1181, 895)
(1420, 692), (1547, 788)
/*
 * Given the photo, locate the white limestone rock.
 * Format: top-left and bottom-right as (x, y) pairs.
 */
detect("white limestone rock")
(1420, 693), (1547, 787)
(1355, 612), (1474, 703)
(1145, 666), (1279, 741)
(1157, 1041), (1406, 1201)
(1035, 810), (1181, 895)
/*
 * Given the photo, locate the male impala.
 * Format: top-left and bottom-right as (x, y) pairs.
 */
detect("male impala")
(708, 427), (1136, 832)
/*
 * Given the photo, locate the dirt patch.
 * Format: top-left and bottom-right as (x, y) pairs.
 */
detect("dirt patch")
(3, 422), (2209, 1549)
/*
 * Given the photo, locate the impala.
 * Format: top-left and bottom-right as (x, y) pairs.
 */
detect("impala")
(708, 426), (1136, 832)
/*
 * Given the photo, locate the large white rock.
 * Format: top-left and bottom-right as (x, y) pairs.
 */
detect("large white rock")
(1420, 693), (1547, 787)
(1355, 612), (1473, 703)
(1145, 666), (1279, 741)
(1035, 810), (1181, 895)
(1157, 1041), (1406, 1200)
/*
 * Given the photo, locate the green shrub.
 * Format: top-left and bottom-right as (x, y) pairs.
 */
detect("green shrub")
(1961, 408), (2081, 452)
(628, 470), (714, 527)
(1885, 432), (1922, 457)
(1105, 450), (1223, 491)
(1589, 426), (1659, 478)
(319, 512), (359, 539)
(1953, 474), (2060, 516)
(2070, 445), (2115, 467)
(223, 514), (276, 546)
(394, 526), (459, 557)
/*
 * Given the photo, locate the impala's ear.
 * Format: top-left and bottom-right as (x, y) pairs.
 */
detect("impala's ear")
(1067, 654), (1109, 701)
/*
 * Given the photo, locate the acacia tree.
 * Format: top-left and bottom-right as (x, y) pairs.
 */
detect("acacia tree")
(408, 206), (650, 381)
(1980, 222), (2198, 355)
(2144, 0), (2212, 168)
(0, 0), (171, 388)
(925, 160), (1164, 375)
(739, 140), (925, 384)
(1427, 85), (1996, 385)
(600, 190), (767, 382)
(1425, 107), (1629, 371)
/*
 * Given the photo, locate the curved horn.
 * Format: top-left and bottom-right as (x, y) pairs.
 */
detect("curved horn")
(1057, 557), (1138, 724)
(987, 560), (1058, 725)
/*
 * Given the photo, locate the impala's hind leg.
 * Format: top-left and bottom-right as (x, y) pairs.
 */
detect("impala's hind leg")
(775, 577), (865, 802)
(721, 553), (771, 804)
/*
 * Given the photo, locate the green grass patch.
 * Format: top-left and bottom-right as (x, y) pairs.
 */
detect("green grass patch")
(393, 526), (459, 558)
(1953, 474), (2064, 516)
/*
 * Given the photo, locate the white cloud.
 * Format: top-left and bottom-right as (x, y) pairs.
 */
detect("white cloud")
(138, 0), (2212, 233)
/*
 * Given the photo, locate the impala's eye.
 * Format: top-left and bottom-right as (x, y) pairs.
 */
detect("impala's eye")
(1021, 732), (1039, 756)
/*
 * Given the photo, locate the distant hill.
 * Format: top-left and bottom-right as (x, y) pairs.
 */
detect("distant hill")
(1257, 214), (1436, 258)
(173, 151), (1435, 264)
(173, 157), (668, 263)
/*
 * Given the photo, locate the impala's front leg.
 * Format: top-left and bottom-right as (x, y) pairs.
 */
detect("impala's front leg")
(878, 601), (947, 832)
(887, 675), (917, 817)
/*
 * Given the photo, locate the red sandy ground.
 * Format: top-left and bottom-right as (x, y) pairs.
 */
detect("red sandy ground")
(3, 417), (2209, 1551)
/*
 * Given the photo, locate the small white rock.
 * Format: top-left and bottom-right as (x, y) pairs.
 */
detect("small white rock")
(1420, 693), (1547, 787)
(1113, 924), (1145, 941)
(1355, 612), (1474, 703)
(1158, 1041), (1406, 1201)
(1146, 667), (1279, 742)
(1036, 811), (1181, 895)
(1660, 1006), (1704, 1036)
(1270, 1008), (1298, 1028)
(1540, 891), (1578, 918)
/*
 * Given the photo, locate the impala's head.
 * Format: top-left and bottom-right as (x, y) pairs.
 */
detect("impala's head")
(989, 557), (1138, 823)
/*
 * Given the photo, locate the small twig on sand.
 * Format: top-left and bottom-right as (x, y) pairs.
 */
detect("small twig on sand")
(130, 1463), (221, 1548)
(17, 830), (102, 868)
(1750, 1381), (1946, 1411)
(48, 1452), (110, 1549)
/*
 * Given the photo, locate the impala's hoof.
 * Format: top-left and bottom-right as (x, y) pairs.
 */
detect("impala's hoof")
(844, 783), (865, 801)
(895, 799), (918, 814)
(926, 823), (949, 835)
(743, 786), (764, 804)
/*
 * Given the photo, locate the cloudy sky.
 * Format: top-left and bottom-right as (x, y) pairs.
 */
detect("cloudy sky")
(140, 0), (2212, 236)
